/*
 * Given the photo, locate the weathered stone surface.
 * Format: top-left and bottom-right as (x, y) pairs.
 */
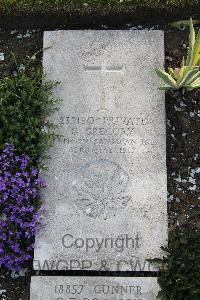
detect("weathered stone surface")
(34, 30), (167, 271)
(30, 276), (160, 300)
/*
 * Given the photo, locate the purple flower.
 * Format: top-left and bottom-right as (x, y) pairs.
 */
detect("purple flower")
(0, 144), (45, 271)
(0, 181), (6, 191)
(11, 243), (20, 253)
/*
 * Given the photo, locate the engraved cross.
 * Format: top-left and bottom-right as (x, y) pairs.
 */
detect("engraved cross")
(84, 63), (125, 111)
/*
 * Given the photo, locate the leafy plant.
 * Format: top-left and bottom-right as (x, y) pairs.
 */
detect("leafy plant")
(0, 61), (60, 165)
(0, 144), (45, 271)
(156, 18), (200, 91)
(152, 227), (200, 300)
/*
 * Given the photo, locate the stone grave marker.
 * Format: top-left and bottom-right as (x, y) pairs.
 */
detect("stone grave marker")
(30, 276), (160, 300)
(33, 30), (167, 271)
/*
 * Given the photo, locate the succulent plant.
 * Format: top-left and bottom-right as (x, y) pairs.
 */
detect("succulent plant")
(156, 18), (200, 91)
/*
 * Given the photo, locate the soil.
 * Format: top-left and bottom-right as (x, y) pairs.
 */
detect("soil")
(0, 20), (200, 300)
(0, 4), (199, 30)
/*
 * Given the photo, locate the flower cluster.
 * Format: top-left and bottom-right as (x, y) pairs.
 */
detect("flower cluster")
(0, 144), (45, 271)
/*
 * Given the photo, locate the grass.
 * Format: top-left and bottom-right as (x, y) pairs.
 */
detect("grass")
(0, 0), (199, 14)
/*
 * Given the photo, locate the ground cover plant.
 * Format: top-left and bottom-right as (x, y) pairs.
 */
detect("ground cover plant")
(0, 144), (45, 271)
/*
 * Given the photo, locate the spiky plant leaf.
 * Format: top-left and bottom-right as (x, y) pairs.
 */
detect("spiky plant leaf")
(160, 85), (176, 90)
(155, 67), (177, 88)
(176, 66), (186, 83)
(168, 68), (178, 80)
(178, 69), (200, 87)
(181, 56), (185, 67)
(186, 18), (196, 66)
(186, 70), (200, 85)
(189, 78), (200, 88)
(192, 30), (200, 67)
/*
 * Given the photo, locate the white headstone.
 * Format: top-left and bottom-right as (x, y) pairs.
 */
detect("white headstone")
(30, 276), (160, 300)
(34, 30), (167, 271)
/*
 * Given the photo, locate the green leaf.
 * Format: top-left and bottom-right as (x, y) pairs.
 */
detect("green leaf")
(160, 85), (175, 90)
(155, 67), (177, 89)
(178, 69), (200, 87)
(192, 29), (200, 66)
(186, 18), (196, 66)
(186, 70), (200, 85)
(189, 78), (200, 89)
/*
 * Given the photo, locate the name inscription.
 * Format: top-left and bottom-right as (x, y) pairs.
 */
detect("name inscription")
(60, 114), (159, 156)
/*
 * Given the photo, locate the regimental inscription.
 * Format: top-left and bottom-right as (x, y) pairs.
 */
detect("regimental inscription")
(72, 160), (131, 219)
(84, 63), (125, 111)
(60, 114), (160, 159)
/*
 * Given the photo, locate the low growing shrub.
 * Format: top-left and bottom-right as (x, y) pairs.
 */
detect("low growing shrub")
(0, 144), (45, 271)
(154, 226), (200, 300)
(0, 64), (60, 165)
